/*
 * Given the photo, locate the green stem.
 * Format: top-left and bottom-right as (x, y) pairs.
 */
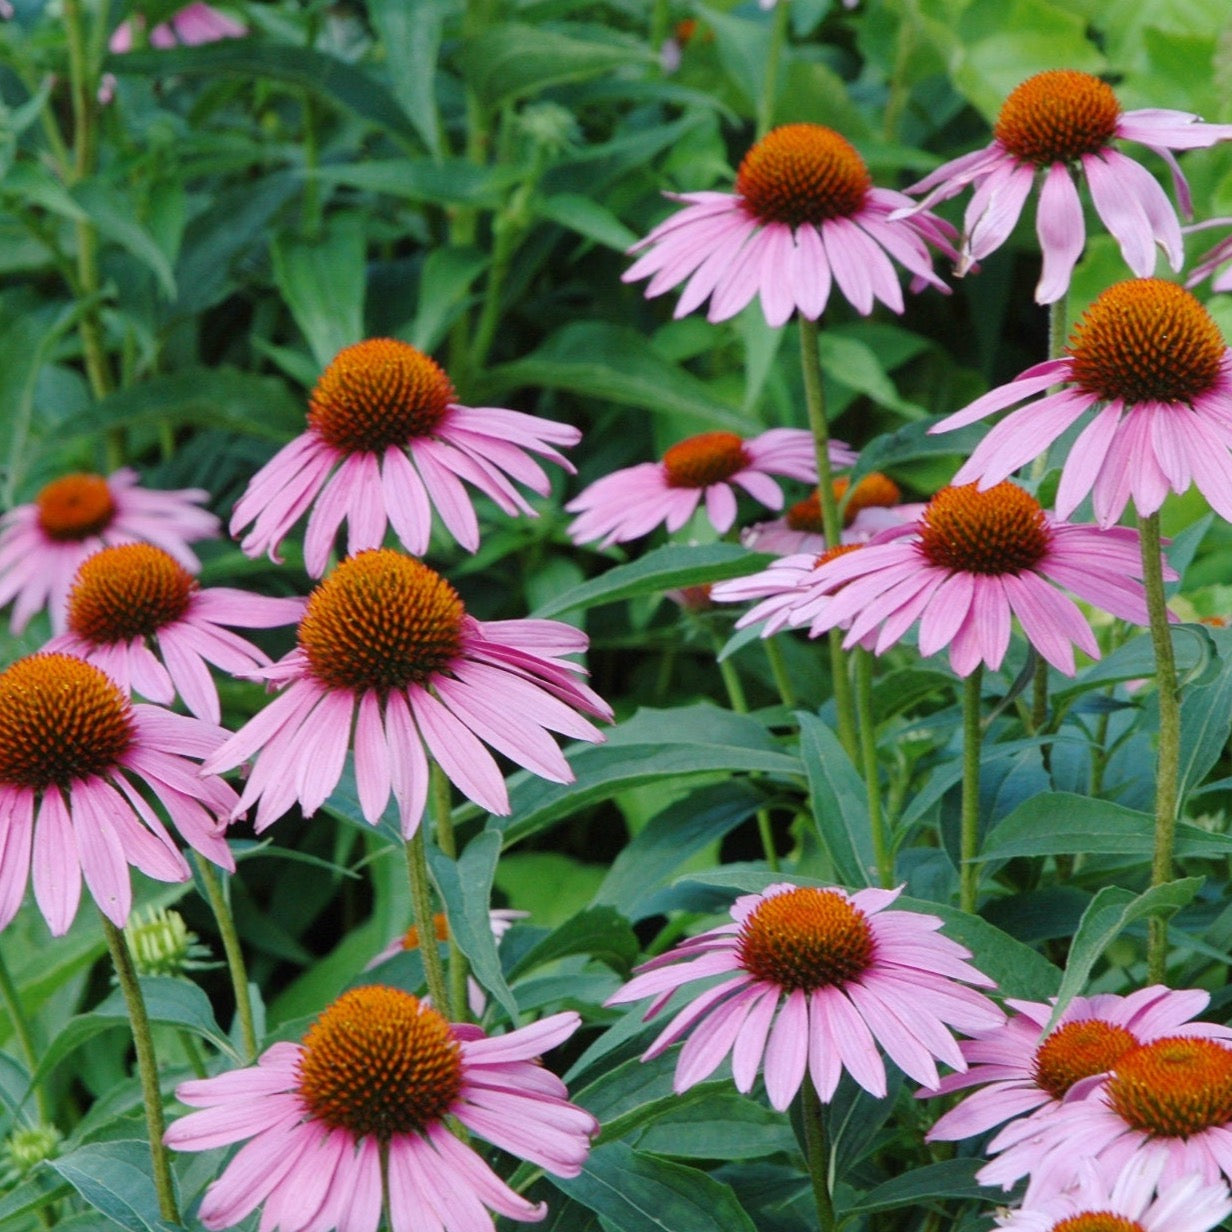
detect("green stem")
(763, 636), (797, 710)
(0, 945), (49, 1123)
(405, 826), (450, 1015)
(799, 1080), (836, 1232)
(429, 763), (469, 1022)
(1140, 512), (1180, 984)
(178, 1031), (207, 1080)
(193, 856), (258, 1063)
(99, 915), (179, 1225)
(855, 649), (892, 887)
(756, 0), (790, 141)
(960, 668), (984, 914)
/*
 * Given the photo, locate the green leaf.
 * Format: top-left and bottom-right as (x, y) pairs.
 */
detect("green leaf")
(533, 544), (772, 617)
(508, 906), (639, 980)
(314, 160), (520, 208)
(1177, 628), (1232, 805)
(483, 322), (750, 431)
(797, 713), (876, 888)
(817, 334), (923, 418)
(635, 1092), (797, 1161)
(50, 1140), (178, 1232)
(554, 1141), (757, 1232)
(536, 193), (638, 251)
(843, 1159), (989, 1214)
(407, 246), (488, 353)
(271, 212), (366, 367)
(1056, 627), (1213, 699)
(849, 417), (989, 483)
(366, 0), (446, 156)
(70, 181), (176, 298)
(0, 1172), (69, 1227)
(2, 163), (88, 222)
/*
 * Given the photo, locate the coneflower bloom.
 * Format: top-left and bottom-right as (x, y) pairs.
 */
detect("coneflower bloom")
(204, 549), (610, 835)
(0, 653), (238, 936)
(979, 1036), (1232, 1192)
(932, 279), (1232, 526)
(566, 429), (852, 547)
(1186, 218), (1232, 293)
(785, 482), (1162, 676)
(0, 469), (219, 634)
(905, 70), (1232, 303)
(922, 985), (1232, 1142)
(231, 339), (580, 574)
(109, 2), (245, 52)
(44, 544), (303, 724)
(623, 123), (956, 326)
(163, 985), (596, 1232)
(606, 882), (1002, 1111)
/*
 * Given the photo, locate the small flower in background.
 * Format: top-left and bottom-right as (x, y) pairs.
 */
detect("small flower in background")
(566, 428), (852, 547)
(44, 543), (303, 723)
(109, 3), (246, 53)
(0, 653), (238, 935)
(163, 985), (597, 1232)
(922, 985), (1232, 1142)
(786, 482), (1163, 676)
(979, 1035), (1232, 1193)
(623, 123), (956, 326)
(124, 905), (214, 979)
(606, 882), (1002, 1110)
(0, 469), (220, 635)
(1185, 217), (1232, 293)
(231, 338), (580, 575)
(932, 278), (1232, 527)
(905, 70), (1232, 303)
(205, 549), (610, 835)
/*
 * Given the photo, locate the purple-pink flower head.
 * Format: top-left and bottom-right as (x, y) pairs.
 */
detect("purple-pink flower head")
(230, 338), (581, 575)
(907, 70), (1232, 303)
(204, 549), (611, 836)
(0, 653), (238, 936)
(623, 123), (956, 326)
(932, 279), (1232, 527)
(606, 883), (1002, 1111)
(163, 985), (597, 1232)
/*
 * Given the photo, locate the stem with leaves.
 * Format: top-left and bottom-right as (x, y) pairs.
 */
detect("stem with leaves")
(193, 856), (258, 1063)
(960, 668), (984, 914)
(405, 825), (450, 1015)
(429, 762), (470, 1021)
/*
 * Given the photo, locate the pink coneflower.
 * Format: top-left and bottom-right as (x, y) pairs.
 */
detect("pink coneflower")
(566, 428), (852, 547)
(623, 123), (955, 326)
(204, 549), (610, 835)
(979, 1036), (1232, 1193)
(0, 653), (237, 936)
(109, 3), (245, 52)
(163, 985), (596, 1232)
(997, 1155), (1232, 1232)
(906, 70), (1232, 303)
(932, 279), (1232, 527)
(231, 338), (579, 575)
(785, 481), (1163, 675)
(0, 469), (219, 635)
(1186, 217), (1232, 293)
(44, 544), (303, 724)
(606, 882), (1002, 1110)
(923, 985), (1232, 1142)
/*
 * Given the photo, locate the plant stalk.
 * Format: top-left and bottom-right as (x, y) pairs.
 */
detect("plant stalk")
(800, 1080), (836, 1232)
(960, 668), (984, 914)
(429, 762), (470, 1021)
(193, 855), (258, 1062)
(405, 825), (451, 1015)
(0, 944), (49, 1123)
(855, 649), (892, 887)
(756, 0), (790, 141)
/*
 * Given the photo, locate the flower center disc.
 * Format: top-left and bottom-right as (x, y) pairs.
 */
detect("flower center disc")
(1068, 279), (1226, 405)
(296, 986), (463, 1139)
(738, 887), (875, 992)
(736, 124), (872, 228)
(35, 474), (116, 541)
(298, 549), (464, 693)
(67, 545), (197, 644)
(1032, 1019), (1139, 1099)
(993, 70), (1121, 166)
(0, 654), (135, 789)
(1052, 1214), (1145, 1232)
(307, 339), (456, 454)
(918, 483), (1050, 575)
(1107, 1037), (1232, 1138)
(662, 432), (750, 489)
(812, 542), (862, 570)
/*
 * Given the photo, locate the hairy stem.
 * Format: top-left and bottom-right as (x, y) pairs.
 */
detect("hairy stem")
(800, 1080), (836, 1232)
(429, 762), (470, 1021)
(193, 856), (258, 1063)
(855, 649), (891, 887)
(756, 0), (790, 141)
(960, 668), (984, 914)
(405, 826), (450, 1015)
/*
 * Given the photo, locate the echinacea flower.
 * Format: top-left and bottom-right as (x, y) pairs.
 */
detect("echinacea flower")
(0, 469), (219, 635)
(566, 428), (852, 547)
(606, 882), (1002, 1110)
(163, 985), (596, 1232)
(109, 2), (245, 52)
(906, 70), (1232, 303)
(231, 339), (580, 575)
(786, 481), (1164, 675)
(44, 544), (303, 724)
(204, 549), (610, 835)
(922, 985), (1232, 1142)
(1185, 217), (1232, 293)
(624, 123), (956, 326)
(997, 1154), (1232, 1232)
(979, 1036), (1232, 1192)
(932, 279), (1232, 526)
(0, 653), (238, 935)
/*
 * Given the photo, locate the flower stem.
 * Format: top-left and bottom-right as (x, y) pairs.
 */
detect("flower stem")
(99, 915), (179, 1225)
(756, 0), (790, 141)
(405, 825), (450, 1015)
(193, 855), (258, 1063)
(798, 316), (859, 762)
(799, 1080), (835, 1232)
(960, 667), (984, 914)
(429, 762), (470, 1021)
(763, 637), (797, 710)
(1140, 511), (1180, 983)
(0, 944), (49, 1123)
(855, 649), (891, 887)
